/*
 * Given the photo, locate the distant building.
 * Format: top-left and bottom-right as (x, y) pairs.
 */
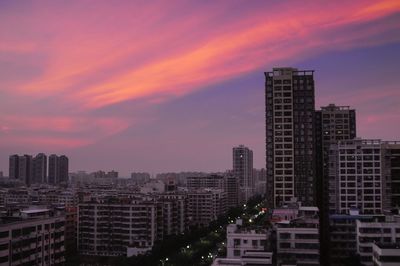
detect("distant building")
(187, 174), (225, 190)
(48, 154), (69, 185)
(187, 189), (227, 227)
(233, 145), (253, 204)
(253, 168), (266, 196)
(18, 155), (33, 186)
(78, 197), (158, 257)
(225, 172), (240, 209)
(78, 194), (187, 257)
(33, 153), (47, 184)
(156, 193), (188, 237)
(9, 154), (19, 179)
(131, 172), (150, 185)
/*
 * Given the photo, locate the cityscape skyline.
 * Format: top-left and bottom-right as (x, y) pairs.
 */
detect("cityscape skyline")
(1, 1), (400, 176)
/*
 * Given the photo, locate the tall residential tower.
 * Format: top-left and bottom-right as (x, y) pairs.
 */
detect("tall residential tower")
(233, 145), (254, 203)
(265, 67), (316, 207)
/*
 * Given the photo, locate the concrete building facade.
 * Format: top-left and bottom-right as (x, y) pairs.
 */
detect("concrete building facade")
(265, 67), (316, 208)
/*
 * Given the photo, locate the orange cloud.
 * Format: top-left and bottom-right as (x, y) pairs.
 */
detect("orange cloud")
(73, 0), (400, 108)
(1, 0), (400, 150)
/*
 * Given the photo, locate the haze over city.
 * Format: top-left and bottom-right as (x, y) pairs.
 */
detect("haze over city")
(1, 0), (400, 175)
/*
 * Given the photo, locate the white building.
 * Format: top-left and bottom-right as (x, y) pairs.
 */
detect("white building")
(329, 139), (400, 215)
(212, 219), (272, 266)
(78, 193), (188, 257)
(372, 243), (400, 266)
(275, 205), (320, 266)
(356, 216), (400, 265)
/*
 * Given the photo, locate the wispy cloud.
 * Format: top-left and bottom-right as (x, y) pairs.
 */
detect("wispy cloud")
(0, 0), (399, 150)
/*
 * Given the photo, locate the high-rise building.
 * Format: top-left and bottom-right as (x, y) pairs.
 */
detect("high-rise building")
(315, 104), (356, 211)
(33, 153), (47, 184)
(315, 104), (357, 265)
(265, 67), (316, 207)
(9, 154), (19, 179)
(48, 154), (58, 185)
(49, 154), (69, 185)
(233, 145), (253, 203)
(18, 155), (33, 186)
(59, 155), (69, 184)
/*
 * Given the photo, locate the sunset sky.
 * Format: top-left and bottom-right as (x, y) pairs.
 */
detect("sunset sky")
(1, 0), (400, 176)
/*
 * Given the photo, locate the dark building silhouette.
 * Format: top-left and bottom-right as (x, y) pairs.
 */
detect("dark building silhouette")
(383, 143), (400, 209)
(265, 67), (316, 208)
(49, 154), (69, 185)
(233, 145), (254, 203)
(315, 104), (357, 266)
(18, 155), (33, 186)
(9, 154), (19, 179)
(32, 153), (47, 184)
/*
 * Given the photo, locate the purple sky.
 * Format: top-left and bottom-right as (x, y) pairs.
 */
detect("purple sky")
(1, 1), (400, 176)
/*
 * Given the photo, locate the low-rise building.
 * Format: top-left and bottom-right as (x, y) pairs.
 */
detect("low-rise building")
(329, 208), (384, 265)
(275, 205), (320, 266)
(372, 243), (400, 266)
(356, 217), (400, 265)
(212, 219), (272, 266)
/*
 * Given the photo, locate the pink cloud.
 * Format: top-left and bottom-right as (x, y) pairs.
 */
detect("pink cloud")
(0, 115), (130, 149)
(1, 0), (399, 149)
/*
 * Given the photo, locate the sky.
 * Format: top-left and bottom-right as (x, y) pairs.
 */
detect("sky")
(1, 0), (400, 176)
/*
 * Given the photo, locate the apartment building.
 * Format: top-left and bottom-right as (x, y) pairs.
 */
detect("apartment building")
(329, 139), (382, 214)
(187, 189), (227, 227)
(187, 174), (225, 190)
(265, 67), (316, 208)
(356, 217), (400, 265)
(275, 205), (320, 266)
(329, 209), (385, 266)
(212, 219), (272, 266)
(78, 196), (158, 257)
(187, 173), (239, 209)
(329, 139), (400, 215)
(0, 208), (65, 266)
(78, 193), (189, 257)
(372, 243), (400, 266)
